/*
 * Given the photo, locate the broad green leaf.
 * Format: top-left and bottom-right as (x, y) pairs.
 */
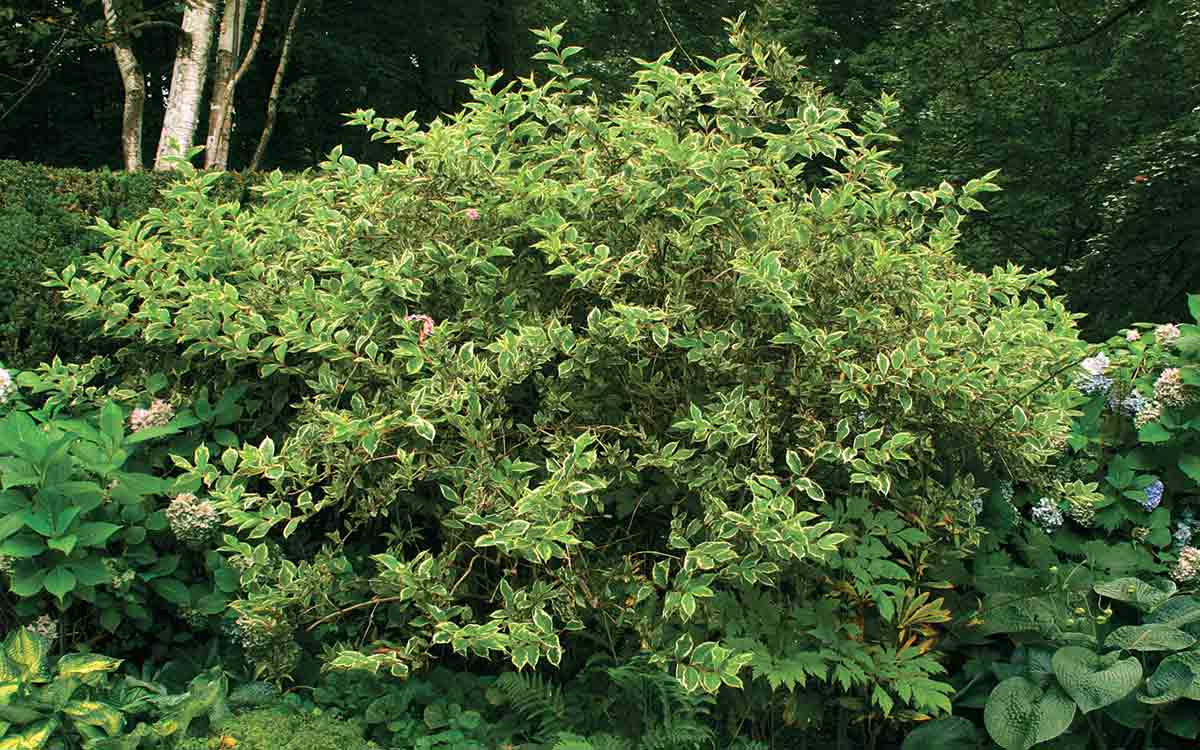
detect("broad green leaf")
(99, 402), (124, 443)
(63, 699), (124, 735)
(1138, 422), (1171, 443)
(983, 677), (1075, 750)
(56, 653), (122, 679)
(0, 717), (57, 749)
(1094, 577), (1175, 611)
(75, 522), (121, 547)
(0, 704), (45, 723)
(0, 535), (45, 559)
(2, 630), (47, 681)
(150, 578), (192, 606)
(46, 534), (77, 556)
(1106, 624), (1196, 652)
(1051, 646), (1140, 712)
(43, 568), (77, 602)
(1146, 596), (1200, 628)
(1139, 656), (1194, 704)
(1181, 455), (1200, 487)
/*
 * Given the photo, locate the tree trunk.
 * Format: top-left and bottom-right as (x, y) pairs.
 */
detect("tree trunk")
(204, 0), (245, 169)
(155, 0), (217, 171)
(102, 0), (146, 172)
(205, 0), (270, 170)
(249, 0), (305, 172)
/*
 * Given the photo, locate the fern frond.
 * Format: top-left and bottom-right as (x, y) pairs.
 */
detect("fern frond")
(490, 671), (572, 743)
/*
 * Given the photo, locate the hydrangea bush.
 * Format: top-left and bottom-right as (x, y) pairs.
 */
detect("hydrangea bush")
(54, 21), (1087, 723)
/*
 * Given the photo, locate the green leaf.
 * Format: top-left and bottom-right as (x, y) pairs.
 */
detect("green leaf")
(1051, 646), (1141, 712)
(43, 567), (76, 601)
(1161, 700), (1200, 739)
(68, 557), (110, 586)
(1094, 577), (1175, 611)
(0, 718), (57, 749)
(3, 629), (48, 681)
(1106, 624), (1196, 652)
(46, 535), (77, 556)
(1139, 656), (1194, 704)
(0, 535), (45, 559)
(0, 704), (46, 723)
(1012, 405), (1027, 429)
(8, 567), (44, 597)
(983, 677), (1075, 750)
(63, 699), (124, 735)
(1181, 455), (1200, 487)
(56, 653), (122, 679)
(1146, 596), (1200, 628)
(150, 578), (191, 606)
(1138, 422), (1171, 443)
(900, 716), (979, 750)
(75, 522), (121, 547)
(99, 402), (124, 443)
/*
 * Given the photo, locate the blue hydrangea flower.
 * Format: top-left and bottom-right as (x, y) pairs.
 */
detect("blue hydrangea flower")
(1118, 391), (1150, 417)
(1144, 480), (1164, 511)
(1174, 523), (1193, 546)
(1031, 497), (1064, 531)
(1076, 373), (1112, 396)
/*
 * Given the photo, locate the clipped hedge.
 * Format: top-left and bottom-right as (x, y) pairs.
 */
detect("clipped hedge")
(0, 161), (260, 368)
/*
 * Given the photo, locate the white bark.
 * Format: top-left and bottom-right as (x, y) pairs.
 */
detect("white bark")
(205, 0), (270, 170)
(204, 0), (245, 169)
(155, 0), (218, 171)
(102, 0), (146, 172)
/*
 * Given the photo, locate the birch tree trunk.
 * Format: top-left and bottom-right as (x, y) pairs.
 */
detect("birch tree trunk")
(205, 0), (271, 170)
(249, 0), (305, 172)
(155, 0), (217, 171)
(204, 0), (246, 169)
(102, 0), (146, 172)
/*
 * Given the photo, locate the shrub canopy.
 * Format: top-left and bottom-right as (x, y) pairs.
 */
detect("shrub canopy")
(57, 21), (1087, 710)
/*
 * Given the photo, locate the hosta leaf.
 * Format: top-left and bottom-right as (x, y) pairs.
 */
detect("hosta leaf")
(1146, 596), (1200, 628)
(2, 630), (47, 682)
(64, 699), (124, 735)
(0, 717), (58, 749)
(57, 653), (122, 679)
(1051, 646), (1141, 712)
(1169, 651), (1200, 700)
(0, 704), (45, 723)
(983, 677), (1075, 750)
(1106, 693), (1151, 729)
(1139, 656), (1194, 704)
(1094, 577), (1175, 611)
(1106, 624), (1196, 652)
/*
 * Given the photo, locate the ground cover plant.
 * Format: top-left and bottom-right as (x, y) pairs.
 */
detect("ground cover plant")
(1, 15), (1198, 750)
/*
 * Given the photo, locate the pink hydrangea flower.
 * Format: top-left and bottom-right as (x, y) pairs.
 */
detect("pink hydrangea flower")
(1173, 546), (1200, 582)
(1155, 367), (1187, 407)
(405, 314), (435, 344)
(0, 368), (14, 404)
(1125, 329), (1141, 342)
(129, 399), (174, 431)
(1155, 323), (1181, 347)
(166, 492), (220, 547)
(1080, 353), (1110, 376)
(465, 208), (481, 221)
